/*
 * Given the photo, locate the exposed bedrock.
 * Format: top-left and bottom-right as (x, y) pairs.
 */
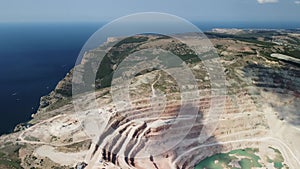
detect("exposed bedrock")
(85, 91), (261, 169)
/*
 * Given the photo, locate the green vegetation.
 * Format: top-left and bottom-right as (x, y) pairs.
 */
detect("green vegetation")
(46, 98), (71, 111)
(0, 142), (24, 169)
(281, 47), (300, 59)
(206, 32), (275, 47)
(55, 88), (72, 97)
(50, 135), (59, 142)
(114, 36), (149, 47)
(95, 36), (146, 88)
(94, 35), (202, 89)
(24, 136), (40, 142)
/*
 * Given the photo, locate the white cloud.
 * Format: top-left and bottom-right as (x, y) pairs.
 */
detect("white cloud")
(257, 0), (279, 4)
(295, 0), (300, 4)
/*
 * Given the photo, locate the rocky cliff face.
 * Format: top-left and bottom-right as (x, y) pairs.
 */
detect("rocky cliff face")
(38, 69), (73, 110)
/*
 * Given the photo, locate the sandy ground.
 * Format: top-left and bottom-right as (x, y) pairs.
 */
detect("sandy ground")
(264, 106), (300, 168)
(35, 145), (88, 166)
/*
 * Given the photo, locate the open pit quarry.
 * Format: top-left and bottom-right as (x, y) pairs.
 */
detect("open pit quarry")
(0, 30), (300, 169)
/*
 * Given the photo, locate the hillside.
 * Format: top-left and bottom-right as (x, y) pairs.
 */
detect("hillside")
(1, 29), (300, 169)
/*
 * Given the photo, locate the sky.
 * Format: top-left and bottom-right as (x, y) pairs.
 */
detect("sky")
(0, 0), (299, 23)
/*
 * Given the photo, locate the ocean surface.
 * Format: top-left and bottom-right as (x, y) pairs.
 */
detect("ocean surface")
(0, 21), (300, 135)
(0, 23), (102, 135)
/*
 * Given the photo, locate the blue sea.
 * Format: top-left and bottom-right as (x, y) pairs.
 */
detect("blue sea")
(0, 22), (102, 135)
(0, 21), (300, 135)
